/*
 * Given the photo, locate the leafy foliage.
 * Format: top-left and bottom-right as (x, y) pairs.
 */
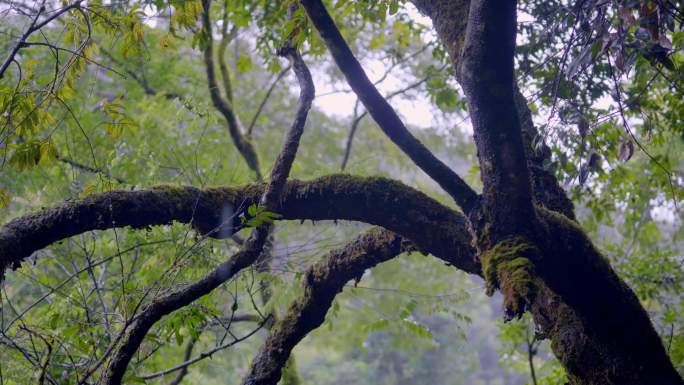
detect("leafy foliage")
(0, 0), (681, 384)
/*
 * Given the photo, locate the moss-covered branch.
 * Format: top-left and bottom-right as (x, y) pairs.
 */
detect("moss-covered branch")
(0, 174), (477, 278)
(531, 207), (681, 384)
(242, 228), (409, 385)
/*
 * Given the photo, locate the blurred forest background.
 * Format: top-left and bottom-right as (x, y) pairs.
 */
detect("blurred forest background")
(0, 0), (682, 384)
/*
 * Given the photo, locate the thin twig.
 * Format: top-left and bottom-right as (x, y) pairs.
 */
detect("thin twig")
(141, 317), (268, 380)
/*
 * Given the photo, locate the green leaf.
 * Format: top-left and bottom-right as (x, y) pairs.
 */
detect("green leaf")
(0, 188), (9, 208)
(389, 0), (399, 15)
(402, 320), (433, 340)
(236, 55), (253, 73)
(48, 312), (62, 330)
(123, 374), (147, 384)
(367, 319), (390, 332)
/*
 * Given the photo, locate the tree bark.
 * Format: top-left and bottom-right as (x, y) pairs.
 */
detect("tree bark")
(0, 175), (477, 280)
(417, 0), (682, 383)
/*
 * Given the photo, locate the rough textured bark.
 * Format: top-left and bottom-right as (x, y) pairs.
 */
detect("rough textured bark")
(0, 175), (477, 279)
(458, 0), (535, 238)
(242, 228), (409, 385)
(418, 0), (682, 383)
(4, 2), (678, 383)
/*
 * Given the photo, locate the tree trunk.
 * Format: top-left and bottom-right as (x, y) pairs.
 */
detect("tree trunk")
(415, 1), (682, 383)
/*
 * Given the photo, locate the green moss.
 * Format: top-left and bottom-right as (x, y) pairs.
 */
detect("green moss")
(280, 356), (303, 385)
(481, 236), (540, 319)
(537, 205), (583, 232)
(151, 183), (189, 194)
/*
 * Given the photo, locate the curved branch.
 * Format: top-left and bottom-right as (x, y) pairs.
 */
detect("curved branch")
(413, 2), (680, 383)
(0, 175), (478, 280)
(102, 247), (268, 385)
(411, 2), (573, 222)
(242, 228), (409, 385)
(102, 32), (315, 384)
(217, 0), (237, 104)
(299, 0), (479, 213)
(201, 0), (262, 179)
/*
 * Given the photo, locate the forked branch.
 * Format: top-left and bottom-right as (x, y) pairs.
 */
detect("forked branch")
(101, 27), (315, 384)
(458, 0), (535, 235)
(299, 0), (479, 213)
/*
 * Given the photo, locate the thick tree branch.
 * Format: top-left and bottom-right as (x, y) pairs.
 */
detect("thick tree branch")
(259, 45), (314, 210)
(0, 175), (478, 280)
(299, 0), (479, 213)
(242, 228), (409, 385)
(409, 1), (469, 65)
(411, 0), (575, 219)
(532, 207), (681, 384)
(413, 2), (680, 383)
(459, 0), (535, 237)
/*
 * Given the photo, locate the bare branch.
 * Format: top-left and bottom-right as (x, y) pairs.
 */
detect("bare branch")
(142, 318), (268, 381)
(101, 247), (269, 385)
(0, 2), (84, 79)
(101, 22), (315, 384)
(246, 65), (292, 138)
(299, 0), (479, 213)
(341, 69), (440, 171)
(167, 337), (196, 385)
(217, 0), (237, 103)
(201, 0), (262, 179)
(58, 156), (126, 184)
